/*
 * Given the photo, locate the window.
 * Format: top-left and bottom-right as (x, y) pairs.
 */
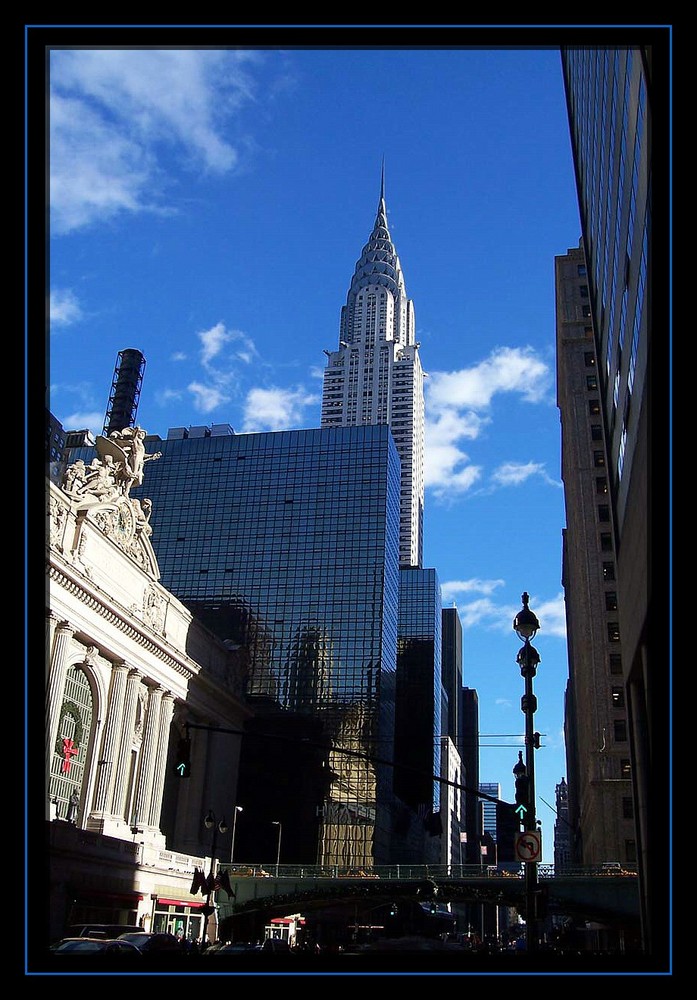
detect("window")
(598, 505), (610, 522)
(591, 424), (603, 441)
(625, 840), (637, 863)
(577, 264), (587, 276)
(607, 622), (621, 641)
(587, 374), (598, 390)
(600, 532), (613, 551)
(613, 720), (627, 742)
(589, 399), (601, 415)
(580, 284), (589, 298)
(611, 685), (624, 707)
(609, 653), (622, 674)
(620, 759), (632, 779)
(596, 477), (608, 495)
(584, 351), (596, 367)
(622, 797), (634, 820)
(594, 451), (606, 467)
(582, 305), (592, 317)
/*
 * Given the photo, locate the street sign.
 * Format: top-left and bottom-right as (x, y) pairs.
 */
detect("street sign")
(514, 830), (542, 863)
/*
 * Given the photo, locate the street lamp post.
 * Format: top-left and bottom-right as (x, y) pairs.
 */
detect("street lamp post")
(272, 820), (282, 876)
(230, 805), (243, 865)
(513, 592), (541, 954)
(201, 809), (228, 946)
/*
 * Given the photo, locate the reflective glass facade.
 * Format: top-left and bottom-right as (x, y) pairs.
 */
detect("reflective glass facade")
(394, 568), (442, 816)
(130, 424), (401, 866)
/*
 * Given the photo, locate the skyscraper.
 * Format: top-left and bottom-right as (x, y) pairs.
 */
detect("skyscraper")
(560, 42), (667, 961)
(461, 687), (482, 865)
(125, 423), (402, 867)
(321, 168), (425, 570)
(556, 240), (635, 866)
(441, 606), (464, 753)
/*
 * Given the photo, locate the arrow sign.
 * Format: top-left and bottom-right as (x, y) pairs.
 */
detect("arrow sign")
(515, 804), (527, 817)
(175, 762), (187, 776)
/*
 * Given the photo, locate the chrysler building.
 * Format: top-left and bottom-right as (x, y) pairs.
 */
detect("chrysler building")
(321, 170), (425, 568)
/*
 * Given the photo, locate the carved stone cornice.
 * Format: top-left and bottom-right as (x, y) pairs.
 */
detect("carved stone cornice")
(48, 562), (196, 681)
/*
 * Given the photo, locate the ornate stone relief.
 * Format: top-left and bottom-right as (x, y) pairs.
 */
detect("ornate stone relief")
(61, 426), (161, 578)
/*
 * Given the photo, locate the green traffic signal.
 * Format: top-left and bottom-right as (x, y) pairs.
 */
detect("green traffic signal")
(174, 737), (191, 778)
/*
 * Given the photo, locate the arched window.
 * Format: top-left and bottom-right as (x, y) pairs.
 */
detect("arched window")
(50, 665), (94, 821)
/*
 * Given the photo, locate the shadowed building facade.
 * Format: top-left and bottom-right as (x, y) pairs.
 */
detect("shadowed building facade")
(560, 41), (667, 960)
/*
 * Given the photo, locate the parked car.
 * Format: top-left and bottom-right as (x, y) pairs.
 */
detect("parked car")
(258, 938), (292, 953)
(117, 932), (181, 953)
(204, 942), (260, 956)
(66, 923), (145, 939)
(52, 937), (143, 956)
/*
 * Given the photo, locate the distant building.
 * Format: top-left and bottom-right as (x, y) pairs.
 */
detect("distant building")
(556, 239), (635, 866)
(393, 567), (443, 863)
(441, 606), (464, 753)
(461, 687), (482, 865)
(46, 409), (66, 484)
(321, 168), (425, 569)
(479, 782), (501, 854)
(553, 777), (572, 872)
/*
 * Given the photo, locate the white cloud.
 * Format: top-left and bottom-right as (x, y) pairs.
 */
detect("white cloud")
(50, 288), (83, 328)
(187, 381), (231, 414)
(170, 351), (187, 362)
(490, 461), (562, 489)
(527, 592), (567, 639)
(427, 347), (551, 411)
(60, 410), (104, 437)
(424, 347), (554, 500)
(456, 596), (505, 629)
(50, 49), (263, 234)
(242, 386), (319, 432)
(446, 589), (567, 639)
(441, 578), (506, 604)
(198, 322), (258, 369)
(155, 387), (185, 406)
(50, 92), (153, 234)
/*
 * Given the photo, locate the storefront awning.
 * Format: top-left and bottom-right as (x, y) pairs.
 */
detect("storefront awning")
(157, 898), (205, 909)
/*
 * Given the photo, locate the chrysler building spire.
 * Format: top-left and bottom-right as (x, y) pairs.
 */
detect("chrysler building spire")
(321, 169), (425, 568)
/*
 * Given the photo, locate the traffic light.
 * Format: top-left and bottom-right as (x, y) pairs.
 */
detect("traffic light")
(389, 903), (398, 917)
(515, 773), (530, 808)
(174, 736), (191, 778)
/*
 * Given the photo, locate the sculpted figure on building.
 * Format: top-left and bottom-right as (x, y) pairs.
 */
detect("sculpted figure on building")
(62, 426), (161, 503)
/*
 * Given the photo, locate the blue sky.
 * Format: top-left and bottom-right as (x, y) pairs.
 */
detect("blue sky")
(47, 41), (583, 862)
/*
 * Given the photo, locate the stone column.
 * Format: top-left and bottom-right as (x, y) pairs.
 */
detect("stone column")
(110, 668), (143, 820)
(91, 661), (129, 813)
(131, 685), (164, 832)
(147, 691), (176, 831)
(46, 620), (74, 785)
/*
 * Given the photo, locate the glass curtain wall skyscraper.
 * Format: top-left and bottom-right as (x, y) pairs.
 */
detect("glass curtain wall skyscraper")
(125, 423), (402, 867)
(321, 168), (425, 570)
